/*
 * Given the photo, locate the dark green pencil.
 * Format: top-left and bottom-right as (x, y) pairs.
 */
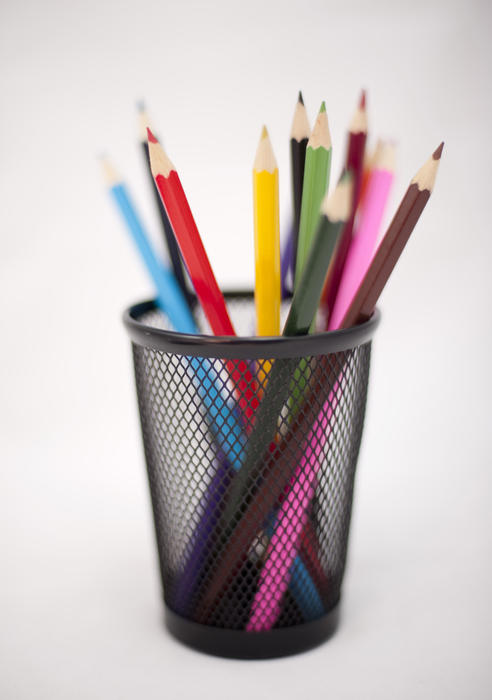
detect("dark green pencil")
(197, 174), (353, 619)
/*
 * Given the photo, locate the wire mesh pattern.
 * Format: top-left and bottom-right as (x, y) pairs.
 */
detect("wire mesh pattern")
(131, 299), (372, 632)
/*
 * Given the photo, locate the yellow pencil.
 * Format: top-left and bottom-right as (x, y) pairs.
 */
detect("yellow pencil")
(253, 126), (280, 337)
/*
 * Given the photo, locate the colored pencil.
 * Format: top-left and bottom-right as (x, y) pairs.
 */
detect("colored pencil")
(137, 102), (193, 307)
(195, 177), (352, 620)
(102, 157), (195, 334)
(339, 142), (443, 328)
(284, 173), (352, 335)
(294, 101), (332, 287)
(290, 91), (311, 276)
(329, 141), (395, 330)
(147, 128), (235, 335)
(102, 157), (246, 471)
(253, 126), (281, 336)
(147, 128), (258, 418)
(321, 90), (368, 322)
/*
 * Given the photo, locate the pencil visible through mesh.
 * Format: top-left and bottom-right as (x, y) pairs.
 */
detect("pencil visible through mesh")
(132, 301), (371, 631)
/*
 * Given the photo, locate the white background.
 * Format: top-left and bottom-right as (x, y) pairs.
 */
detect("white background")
(1, 0), (491, 697)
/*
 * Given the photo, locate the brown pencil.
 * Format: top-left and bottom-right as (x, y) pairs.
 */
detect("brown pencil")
(340, 142), (444, 328)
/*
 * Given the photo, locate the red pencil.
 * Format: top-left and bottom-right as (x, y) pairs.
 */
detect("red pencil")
(147, 128), (258, 417)
(321, 90), (368, 324)
(147, 128), (234, 336)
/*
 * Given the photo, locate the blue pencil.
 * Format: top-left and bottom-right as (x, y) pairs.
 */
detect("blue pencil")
(103, 158), (245, 470)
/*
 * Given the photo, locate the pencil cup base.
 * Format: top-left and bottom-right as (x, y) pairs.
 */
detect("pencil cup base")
(163, 604), (340, 659)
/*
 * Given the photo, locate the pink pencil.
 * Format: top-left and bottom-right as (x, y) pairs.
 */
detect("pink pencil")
(328, 141), (395, 330)
(247, 382), (340, 632)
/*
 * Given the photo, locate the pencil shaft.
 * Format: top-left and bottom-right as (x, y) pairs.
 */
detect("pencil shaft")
(253, 168), (280, 335)
(329, 167), (393, 330)
(285, 215), (344, 336)
(321, 131), (366, 323)
(295, 145), (332, 286)
(141, 142), (192, 306)
(291, 136), (309, 274)
(347, 130), (367, 216)
(111, 184), (195, 334)
(154, 170), (235, 336)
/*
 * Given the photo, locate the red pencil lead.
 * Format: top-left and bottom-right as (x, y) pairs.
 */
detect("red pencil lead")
(147, 127), (158, 144)
(359, 89), (366, 110)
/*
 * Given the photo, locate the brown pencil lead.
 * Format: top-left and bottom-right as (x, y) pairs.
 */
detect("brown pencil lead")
(433, 142), (444, 160)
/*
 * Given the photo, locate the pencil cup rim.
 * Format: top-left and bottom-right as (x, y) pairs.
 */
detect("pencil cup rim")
(123, 291), (380, 359)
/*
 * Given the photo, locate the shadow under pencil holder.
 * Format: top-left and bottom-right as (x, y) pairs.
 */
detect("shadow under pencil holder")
(123, 293), (380, 659)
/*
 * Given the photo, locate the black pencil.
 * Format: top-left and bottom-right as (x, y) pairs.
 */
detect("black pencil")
(290, 91), (310, 277)
(137, 102), (193, 307)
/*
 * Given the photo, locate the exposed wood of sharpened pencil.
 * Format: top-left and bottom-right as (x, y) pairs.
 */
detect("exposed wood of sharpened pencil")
(321, 90), (368, 323)
(137, 103), (193, 307)
(340, 142), (443, 328)
(290, 91), (310, 276)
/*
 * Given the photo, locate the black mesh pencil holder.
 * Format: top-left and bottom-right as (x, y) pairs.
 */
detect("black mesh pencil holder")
(123, 293), (380, 659)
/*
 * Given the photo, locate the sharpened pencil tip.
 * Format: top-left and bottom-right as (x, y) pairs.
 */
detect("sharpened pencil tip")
(298, 90), (304, 105)
(359, 89), (366, 109)
(147, 127), (158, 144)
(136, 99), (146, 112)
(100, 155), (119, 186)
(261, 125), (269, 139)
(319, 101), (326, 113)
(433, 142), (444, 160)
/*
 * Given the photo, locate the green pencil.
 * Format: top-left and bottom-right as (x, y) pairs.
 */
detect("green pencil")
(294, 101), (332, 288)
(197, 176), (352, 619)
